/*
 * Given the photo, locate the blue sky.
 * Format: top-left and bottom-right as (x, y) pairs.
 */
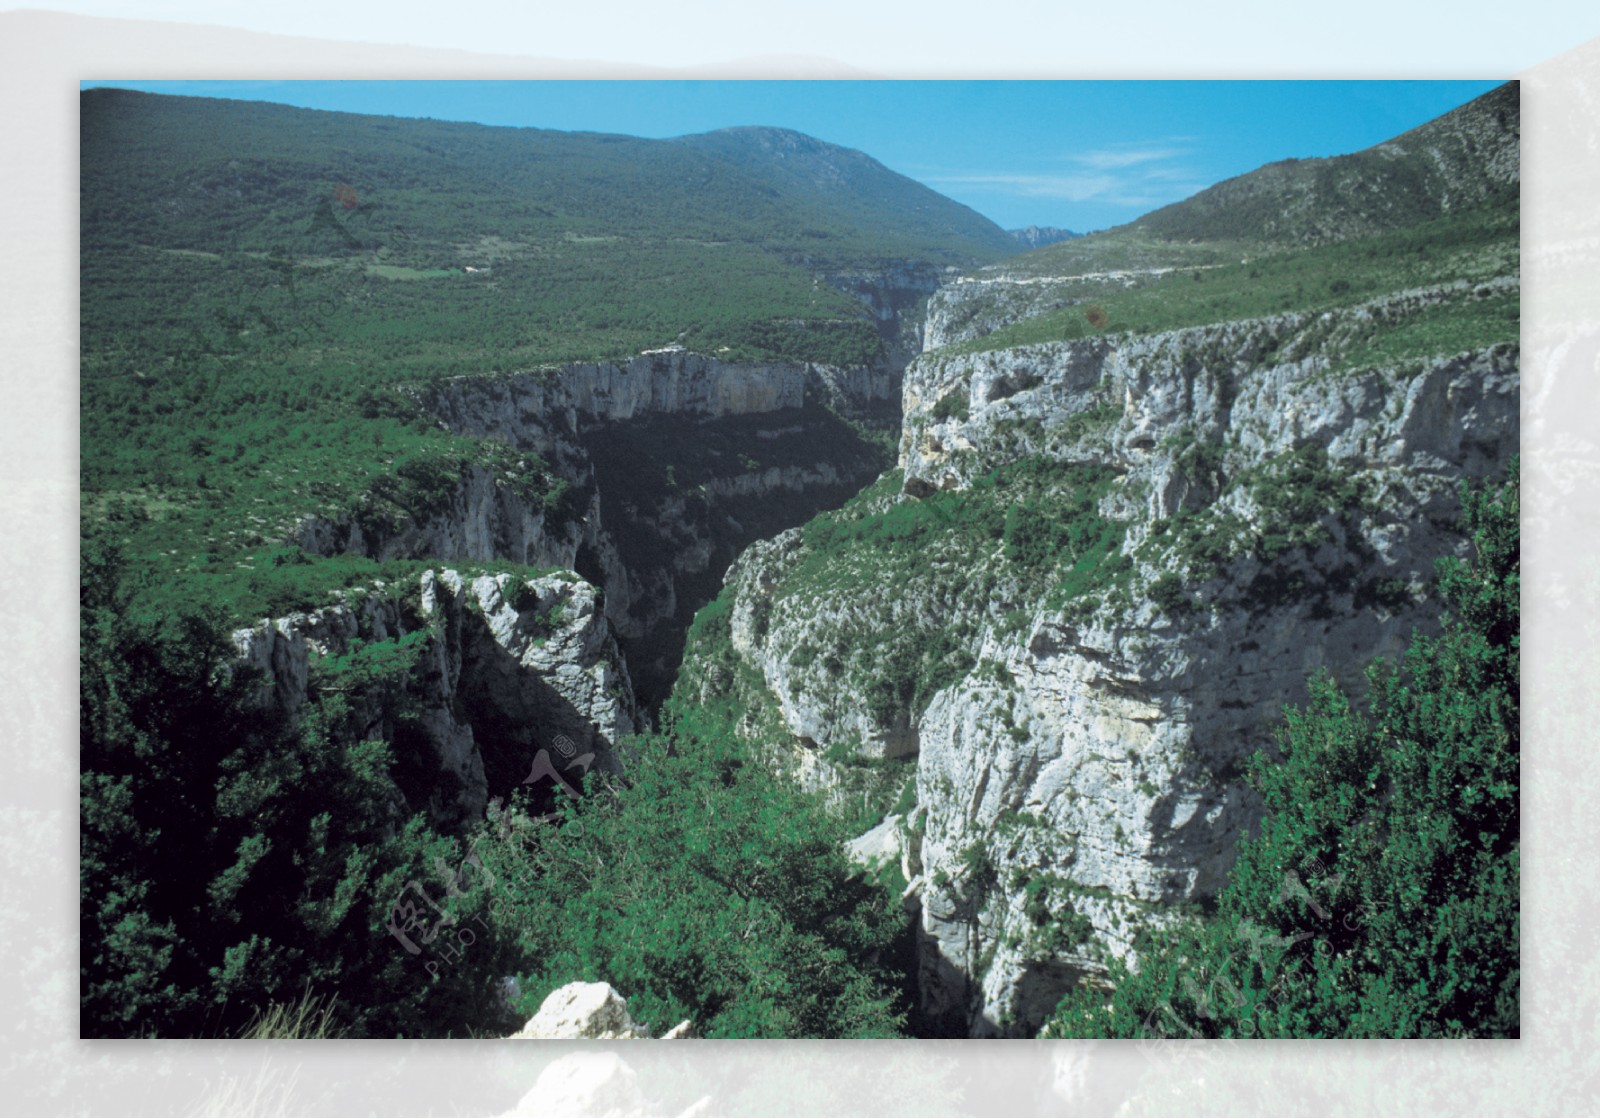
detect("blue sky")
(82, 80), (1504, 232)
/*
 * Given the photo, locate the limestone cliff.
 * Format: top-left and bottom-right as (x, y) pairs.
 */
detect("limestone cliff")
(689, 278), (1518, 1035)
(290, 349), (900, 705)
(231, 567), (637, 827)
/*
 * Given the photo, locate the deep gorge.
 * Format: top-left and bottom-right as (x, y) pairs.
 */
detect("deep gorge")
(78, 81), (1521, 1043)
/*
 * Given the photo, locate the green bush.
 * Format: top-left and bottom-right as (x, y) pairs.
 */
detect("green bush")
(80, 542), (517, 1038)
(1148, 572), (1190, 614)
(478, 718), (909, 1038)
(931, 390), (970, 423)
(1043, 464), (1519, 1039)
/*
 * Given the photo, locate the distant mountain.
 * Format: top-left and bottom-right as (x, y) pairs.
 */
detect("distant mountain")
(1007, 225), (1082, 249)
(80, 90), (1016, 268)
(673, 126), (1019, 257)
(1131, 82), (1519, 248)
(924, 82), (1519, 362)
(988, 82), (1518, 284)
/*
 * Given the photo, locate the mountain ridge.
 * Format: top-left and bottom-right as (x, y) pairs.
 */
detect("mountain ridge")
(81, 88), (1016, 268)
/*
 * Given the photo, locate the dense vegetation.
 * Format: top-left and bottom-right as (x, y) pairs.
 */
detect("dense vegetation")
(478, 698), (909, 1037)
(80, 538), (516, 1038)
(79, 85), (1519, 1042)
(1042, 466), (1519, 1038)
(82, 92), (1015, 266)
(79, 529), (911, 1038)
(82, 461), (1517, 1039)
(81, 88), (1012, 626)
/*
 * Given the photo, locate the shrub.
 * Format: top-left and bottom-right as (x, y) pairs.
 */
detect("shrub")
(1149, 573), (1189, 614)
(1042, 464), (1520, 1039)
(931, 390), (970, 423)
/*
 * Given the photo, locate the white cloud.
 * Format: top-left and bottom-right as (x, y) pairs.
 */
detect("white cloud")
(1071, 145), (1188, 170)
(928, 172), (1119, 202)
(926, 137), (1209, 214)
(928, 170), (1209, 210)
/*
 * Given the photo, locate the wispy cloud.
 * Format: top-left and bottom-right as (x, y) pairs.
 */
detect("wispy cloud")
(925, 137), (1210, 216)
(929, 172), (1121, 202)
(1072, 145), (1189, 170)
(927, 171), (1209, 210)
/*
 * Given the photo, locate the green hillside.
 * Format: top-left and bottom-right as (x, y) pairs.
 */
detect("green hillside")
(939, 198), (1518, 358)
(80, 89), (1017, 622)
(1132, 80), (1519, 247)
(82, 90), (1016, 263)
(674, 126), (1019, 256)
(1004, 82), (1518, 281)
(81, 89), (1016, 384)
(929, 83), (1518, 359)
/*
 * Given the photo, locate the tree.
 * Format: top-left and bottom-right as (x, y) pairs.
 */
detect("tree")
(80, 536), (517, 1038)
(1044, 464), (1519, 1039)
(475, 711), (909, 1038)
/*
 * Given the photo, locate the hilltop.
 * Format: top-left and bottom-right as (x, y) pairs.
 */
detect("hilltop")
(918, 83), (1517, 357)
(79, 90), (1020, 633)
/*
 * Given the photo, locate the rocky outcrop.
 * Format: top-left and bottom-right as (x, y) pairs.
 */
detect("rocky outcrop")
(907, 278), (1519, 488)
(288, 348), (906, 706)
(1008, 226), (1082, 250)
(416, 350), (900, 458)
(290, 462), (585, 569)
(412, 353), (899, 703)
(912, 299), (1515, 1032)
(511, 982), (651, 1040)
(922, 274), (1093, 352)
(697, 279), (1518, 1036)
(501, 984), (702, 1118)
(508, 981), (696, 1042)
(231, 567), (636, 826)
(423, 568), (638, 758)
(805, 361), (903, 422)
(421, 353), (812, 447)
(818, 261), (957, 380)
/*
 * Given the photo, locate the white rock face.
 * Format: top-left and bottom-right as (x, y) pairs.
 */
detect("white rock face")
(429, 569), (638, 755)
(290, 462), (583, 569)
(702, 283), (1519, 1036)
(903, 279), (1520, 495)
(846, 814), (905, 873)
(894, 284), (1520, 1034)
(231, 567), (637, 825)
(512, 981), (649, 1040)
(420, 352), (896, 451)
(230, 588), (488, 823)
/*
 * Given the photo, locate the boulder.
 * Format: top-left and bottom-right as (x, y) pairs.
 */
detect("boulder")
(512, 982), (648, 1040)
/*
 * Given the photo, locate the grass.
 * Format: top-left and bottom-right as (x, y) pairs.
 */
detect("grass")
(938, 199), (1517, 360)
(80, 239), (883, 626)
(995, 227), (1248, 279)
(930, 390), (970, 423)
(1325, 288), (1519, 377)
(365, 263), (461, 281)
(237, 988), (346, 1039)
